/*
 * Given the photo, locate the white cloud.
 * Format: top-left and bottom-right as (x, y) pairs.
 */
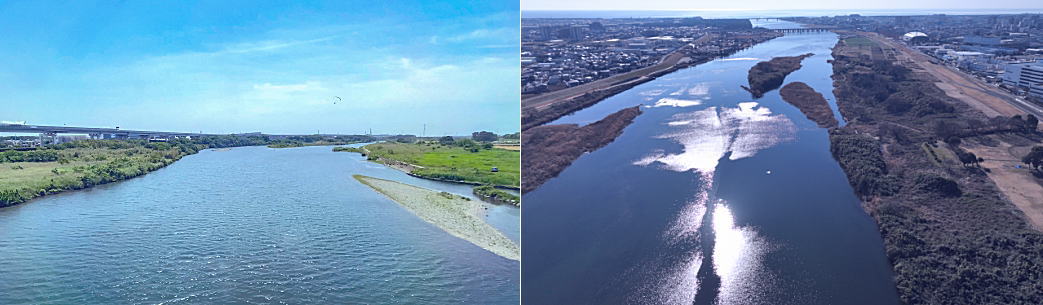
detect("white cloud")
(57, 22), (518, 134)
(445, 27), (516, 43)
(219, 36), (339, 54)
(252, 81), (323, 92)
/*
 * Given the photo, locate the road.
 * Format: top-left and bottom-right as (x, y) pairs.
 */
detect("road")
(864, 32), (1043, 119)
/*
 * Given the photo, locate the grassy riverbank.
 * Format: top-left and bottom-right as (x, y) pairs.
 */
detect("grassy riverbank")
(0, 134), (322, 208)
(0, 140), (204, 207)
(830, 34), (1043, 304)
(266, 135), (375, 148)
(353, 175), (519, 261)
(341, 141), (519, 189)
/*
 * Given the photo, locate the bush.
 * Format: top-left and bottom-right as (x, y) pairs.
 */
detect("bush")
(830, 131), (899, 196)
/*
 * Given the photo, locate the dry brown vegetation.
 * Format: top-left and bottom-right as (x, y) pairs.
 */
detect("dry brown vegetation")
(743, 53), (813, 98)
(521, 106), (642, 193)
(779, 81), (838, 128)
(829, 34), (1043, 304)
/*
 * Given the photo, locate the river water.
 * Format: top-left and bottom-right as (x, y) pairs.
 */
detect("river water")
(522, 21), (899, 304)
(0, 145), (519, 304)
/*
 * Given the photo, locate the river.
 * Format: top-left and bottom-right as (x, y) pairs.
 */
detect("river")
(0, 145), (519, 304)
(522, 20), (899, 304)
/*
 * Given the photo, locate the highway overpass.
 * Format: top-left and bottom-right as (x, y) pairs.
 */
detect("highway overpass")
(0, 123), (219, 139)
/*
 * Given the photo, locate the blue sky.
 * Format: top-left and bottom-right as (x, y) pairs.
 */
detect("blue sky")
(522, 0), (1043, 11)
(1, 1), (519, 136)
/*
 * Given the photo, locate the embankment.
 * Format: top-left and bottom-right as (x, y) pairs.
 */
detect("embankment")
(521, 106), (642, 193)
(779, 82), (838, 128)
(743, 53), (813, 98)
(353, 175), (520, 261)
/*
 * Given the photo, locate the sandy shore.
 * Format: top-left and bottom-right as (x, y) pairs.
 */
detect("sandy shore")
(353, 175), (520, 261)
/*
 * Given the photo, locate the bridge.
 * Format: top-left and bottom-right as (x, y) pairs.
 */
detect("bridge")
(0, 123), (218, 141)
(771, 28), (833, 34)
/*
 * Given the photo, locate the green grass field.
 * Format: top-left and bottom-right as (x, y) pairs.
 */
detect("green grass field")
(0, 142), (194, 207)
(361, 142), (519, 188)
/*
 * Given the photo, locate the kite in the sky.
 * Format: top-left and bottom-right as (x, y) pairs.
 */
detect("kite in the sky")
(333, 96), (342, 105)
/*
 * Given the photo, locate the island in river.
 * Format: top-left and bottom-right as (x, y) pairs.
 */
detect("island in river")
(521, 106), (642, 193)
(779, 81), (838, 128)
(353, 174), (520, 261)
(743, 53), (813, 98)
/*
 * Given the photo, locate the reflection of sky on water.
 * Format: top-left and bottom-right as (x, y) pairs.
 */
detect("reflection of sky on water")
(720, 57), (761, 61)
(713, 201), (776, 305)
(640, 88), (669, 96)
(621, 190), (708, 304)
(634, 102), (796, 173)
(625, 250), (704, 305)
(651, 97), (703, 108)
(631, 102), (793, 303)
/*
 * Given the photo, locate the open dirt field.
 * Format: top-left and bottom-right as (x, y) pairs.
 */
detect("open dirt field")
(963, 136), (1043, 230)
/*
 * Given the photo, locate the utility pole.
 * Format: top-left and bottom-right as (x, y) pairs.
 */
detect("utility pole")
(423, 124), (426, 137)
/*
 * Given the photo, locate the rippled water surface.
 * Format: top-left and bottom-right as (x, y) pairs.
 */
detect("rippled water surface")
(0, 145), (519, 304)
(523, 21), (898, 304)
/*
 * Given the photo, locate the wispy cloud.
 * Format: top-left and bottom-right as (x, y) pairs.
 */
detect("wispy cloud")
(219, 36), (339, 54)
(5, 5), (520, 135)
(445, 27), (517, 43)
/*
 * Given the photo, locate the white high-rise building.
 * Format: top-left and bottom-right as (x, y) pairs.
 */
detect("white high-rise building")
(1002, 61), (1043, 100)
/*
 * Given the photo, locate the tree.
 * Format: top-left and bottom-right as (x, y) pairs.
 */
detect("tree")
(455, 139), (477, 148)
(1023, 146), (1043, 173)
(1025, 115), (1038, 132)
(438, 136), (455, 145)
(1010, 115), (1024, 131)
(471, 131), (498, 142)
(958, 151), (980, 167)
